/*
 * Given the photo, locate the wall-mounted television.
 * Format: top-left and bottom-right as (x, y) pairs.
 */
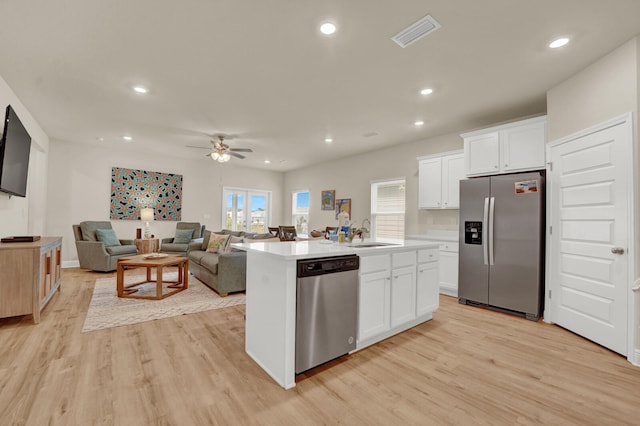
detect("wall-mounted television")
(0, 105), (32, 197)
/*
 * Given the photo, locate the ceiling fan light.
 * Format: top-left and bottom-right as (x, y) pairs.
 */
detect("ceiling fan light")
(211, 152), (220, 160)
(220, 153), (231, 162)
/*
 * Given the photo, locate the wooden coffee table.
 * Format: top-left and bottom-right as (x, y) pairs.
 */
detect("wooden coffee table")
(116, 254), (188, 300)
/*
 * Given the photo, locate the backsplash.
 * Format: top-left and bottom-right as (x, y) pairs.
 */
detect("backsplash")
(416, 209), (459, 233)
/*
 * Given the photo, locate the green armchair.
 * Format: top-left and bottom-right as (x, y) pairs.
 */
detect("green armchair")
(72, 221), (138, 272)
(159, 222), (205, 256)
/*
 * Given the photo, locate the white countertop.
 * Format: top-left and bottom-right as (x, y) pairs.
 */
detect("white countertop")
(233, 239), (440, 260)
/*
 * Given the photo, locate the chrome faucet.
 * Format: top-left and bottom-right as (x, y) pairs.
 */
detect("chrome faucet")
(360, 218), (371, 239)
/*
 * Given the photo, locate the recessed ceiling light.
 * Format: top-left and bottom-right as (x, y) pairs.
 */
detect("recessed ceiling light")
(420, 88), (433, 95)
(414, 121), (425, 126)
(133, 86), (148, 94)
(320, 22), (336, 35)
(122, 136), (133, 141)
(549, 37), (569, 49)
(264, 160), (271, 164)
(324, 138), (333, 143)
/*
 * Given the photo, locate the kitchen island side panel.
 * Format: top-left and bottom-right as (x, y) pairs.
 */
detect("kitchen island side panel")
(244, 251), (297, 389)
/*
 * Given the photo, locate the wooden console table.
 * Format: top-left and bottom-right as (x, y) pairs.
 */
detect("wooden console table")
(0, 237), (62, 323)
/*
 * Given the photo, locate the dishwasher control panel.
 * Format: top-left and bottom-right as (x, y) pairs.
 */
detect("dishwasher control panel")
(297, 255), (360, 277)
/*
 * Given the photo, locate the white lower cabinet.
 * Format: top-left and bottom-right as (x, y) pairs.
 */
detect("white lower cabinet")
(438, 242), (459, 297)
(390, 265), (416, 327)
(358, 270), (390, 341)
(358, 248), (438, 348)
(417, 249), (439, 316)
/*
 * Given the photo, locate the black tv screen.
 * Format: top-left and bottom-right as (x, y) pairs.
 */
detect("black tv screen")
(0, 105), (31, 197)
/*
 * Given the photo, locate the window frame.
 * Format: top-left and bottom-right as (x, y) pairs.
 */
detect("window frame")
(291, 190), (310, 235)
(370, 177), (406, 241)
(221, 187), (271, 233)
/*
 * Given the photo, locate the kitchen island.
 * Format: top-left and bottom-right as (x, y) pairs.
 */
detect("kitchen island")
(233, 239), (440, 389)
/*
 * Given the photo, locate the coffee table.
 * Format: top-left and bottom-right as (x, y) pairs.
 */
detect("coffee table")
(116, 254), (188, 300)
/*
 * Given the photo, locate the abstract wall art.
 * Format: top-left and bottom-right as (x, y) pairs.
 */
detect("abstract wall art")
(110, 167), (182, 220)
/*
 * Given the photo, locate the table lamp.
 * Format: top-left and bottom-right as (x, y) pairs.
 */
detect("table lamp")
(140, 208), (154, 238)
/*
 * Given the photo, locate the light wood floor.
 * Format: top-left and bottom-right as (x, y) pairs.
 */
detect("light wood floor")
(1, 268), (640, 425)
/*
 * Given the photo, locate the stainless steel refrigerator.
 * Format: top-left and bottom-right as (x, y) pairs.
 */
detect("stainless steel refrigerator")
(458, 171), (544, 320)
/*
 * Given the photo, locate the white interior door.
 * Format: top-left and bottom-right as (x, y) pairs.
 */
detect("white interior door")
(548, 115), (632, 356)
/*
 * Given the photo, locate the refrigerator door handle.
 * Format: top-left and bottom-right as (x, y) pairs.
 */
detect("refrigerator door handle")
(489, 196), (495, 265)
(483, 197), (490, 265)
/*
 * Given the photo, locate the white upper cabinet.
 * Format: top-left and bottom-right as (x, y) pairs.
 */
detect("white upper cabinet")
(418, 151), (464, 209)
(462, 116), (547, 177)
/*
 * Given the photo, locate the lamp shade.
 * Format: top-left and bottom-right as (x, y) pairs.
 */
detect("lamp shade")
(140, 208), (154, 222)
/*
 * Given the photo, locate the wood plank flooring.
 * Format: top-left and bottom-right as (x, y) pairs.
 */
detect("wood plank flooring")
(1, 268), (639, 425)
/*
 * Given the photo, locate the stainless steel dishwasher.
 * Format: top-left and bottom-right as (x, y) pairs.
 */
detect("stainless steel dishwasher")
(295, 255), (359, 374)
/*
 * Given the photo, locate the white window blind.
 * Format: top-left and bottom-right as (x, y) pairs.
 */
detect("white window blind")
(371, 179), (405, 241)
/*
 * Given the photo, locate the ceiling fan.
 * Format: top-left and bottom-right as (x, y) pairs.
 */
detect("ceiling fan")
(189, 135), (253, 163)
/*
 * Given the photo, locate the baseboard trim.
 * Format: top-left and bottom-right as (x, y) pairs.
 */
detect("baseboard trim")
(62, 260), (80, 268)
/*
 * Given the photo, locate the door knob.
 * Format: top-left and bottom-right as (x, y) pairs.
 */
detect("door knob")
(611, 247), (625, 254)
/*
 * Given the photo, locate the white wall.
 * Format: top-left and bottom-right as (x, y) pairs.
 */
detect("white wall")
(283, 132), (463, 235)
(47, 139), (285, 263)
(546, 36), (640, 359)
(0, 74), (49, 238)
(547, 38), (638, 141)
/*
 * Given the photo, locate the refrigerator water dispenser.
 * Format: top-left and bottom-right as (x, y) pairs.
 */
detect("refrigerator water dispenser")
(464, 221), (482, 245)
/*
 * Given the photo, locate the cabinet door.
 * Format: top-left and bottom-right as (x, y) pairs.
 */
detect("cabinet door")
(439, 251), (459, 296)
(464, 132), (500, 176)
(390, 266), (416, 327)
(418, 158), (442, 208)
(40, 251), (52, 300)
(417, 261), (439, 316)
(442, 154), (465, 208)
(358, 271), (390, 341)
(501, 121), (546, 172)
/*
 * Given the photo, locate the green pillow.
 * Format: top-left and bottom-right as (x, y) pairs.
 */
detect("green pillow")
(174, 228), (194, 244)
(96, 229), (121, 247)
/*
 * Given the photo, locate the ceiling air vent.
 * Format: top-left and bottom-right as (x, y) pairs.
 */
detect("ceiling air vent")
(391, 14), (441, 48)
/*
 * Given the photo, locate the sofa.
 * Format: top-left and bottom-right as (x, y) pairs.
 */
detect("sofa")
(188, 229), (278, 296)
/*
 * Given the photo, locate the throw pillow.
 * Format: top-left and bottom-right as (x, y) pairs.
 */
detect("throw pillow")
(224, 235), (244, 253)
(173, 228), (194, 244)
(206, 234), (230, 253)
(95, 229), (121, 247)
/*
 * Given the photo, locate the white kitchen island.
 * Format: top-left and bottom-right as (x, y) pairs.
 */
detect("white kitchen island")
(233, 239), (440, 389)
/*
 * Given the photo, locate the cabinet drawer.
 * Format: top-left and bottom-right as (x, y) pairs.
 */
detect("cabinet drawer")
(392, 251), (416, 268)
(417, 249), (439, 263)
(440, 242), (459, 253)
(360, 254), (390, 274)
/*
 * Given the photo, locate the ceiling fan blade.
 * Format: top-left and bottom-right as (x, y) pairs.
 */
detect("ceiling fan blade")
(187, 145), (211, 150)
(230, 152), (246, 159)
(230, 148), (252, 152)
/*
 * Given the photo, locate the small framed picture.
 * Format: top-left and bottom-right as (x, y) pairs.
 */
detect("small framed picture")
(335, 198), (351, 220)
(321, 190), (335, 210)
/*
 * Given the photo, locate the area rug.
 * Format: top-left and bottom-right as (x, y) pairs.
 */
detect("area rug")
(82, 272), (245, 332)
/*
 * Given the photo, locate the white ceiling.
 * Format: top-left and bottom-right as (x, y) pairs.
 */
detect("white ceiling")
(1, 0), (640, 171)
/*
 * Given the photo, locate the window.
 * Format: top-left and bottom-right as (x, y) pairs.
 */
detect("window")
(371, 178), (405, 241)
(222, 187), (271, 233)
(292, 190), (310, 235)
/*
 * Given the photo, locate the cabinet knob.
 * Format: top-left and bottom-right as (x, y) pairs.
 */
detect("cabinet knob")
(505, 164), (508, 167)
